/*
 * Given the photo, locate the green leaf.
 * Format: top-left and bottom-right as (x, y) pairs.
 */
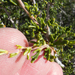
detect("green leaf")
(0, 53), (7, 55)
(23, 49), (28, 56)
(69, 40), (75, 45)
(49, 34), (54, 43)
(31, 50), (40, 63)
(44, 47), (51, 60)
(10, 52), (19, 58)
(10, 51), (19, 58)
(23, 47), (31, 56)
(16, 45), (25, 49)
(29, 25), (36, 28)
(9, 0), (18, 5)
(27, 48), (31, 60)
(0, 49), (8, 54)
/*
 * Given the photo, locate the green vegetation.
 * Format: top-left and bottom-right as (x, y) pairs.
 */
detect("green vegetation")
(0, 0), (75, 75)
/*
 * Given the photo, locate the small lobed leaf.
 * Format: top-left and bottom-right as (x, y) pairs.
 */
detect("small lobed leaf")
(44, 47), (52, 61)
(0, 49), (8, 54)
(9, 0), (18, 5)
(0, 53), (7, 55)
(10, 52), (19, 58)
(23, 47), (31, 57)
(27, 48), (31, 60)
(31, 50), (41, 63)
(69, 40), (75, 45)
(23, 49), (28, 56)
(16, 45), (25, 49)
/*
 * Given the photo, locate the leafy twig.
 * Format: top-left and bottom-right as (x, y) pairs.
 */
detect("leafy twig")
(17, 0), (39, 25)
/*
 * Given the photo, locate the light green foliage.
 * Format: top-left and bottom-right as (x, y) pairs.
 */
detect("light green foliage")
(31, 49), (41, 63)
(0, 49), (8, 55)
(0, 0), (75, 75)
(10, 52), (19, 58)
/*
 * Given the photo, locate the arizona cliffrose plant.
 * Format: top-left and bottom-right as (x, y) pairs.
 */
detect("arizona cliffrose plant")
(0, 0), (75, 75)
